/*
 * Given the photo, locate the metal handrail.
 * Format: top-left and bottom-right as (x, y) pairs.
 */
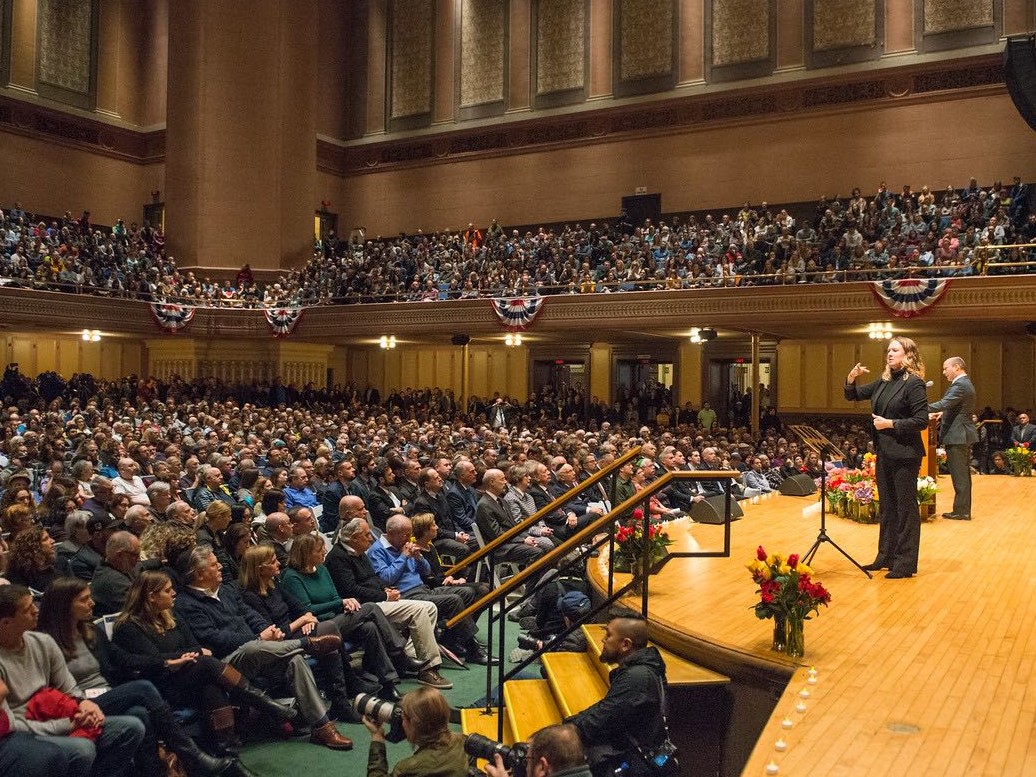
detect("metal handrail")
(442, 446), (643, 578)
(445, 467), (740, 629)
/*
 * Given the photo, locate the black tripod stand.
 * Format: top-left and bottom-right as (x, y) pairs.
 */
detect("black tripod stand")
(802, 458), (871, 578)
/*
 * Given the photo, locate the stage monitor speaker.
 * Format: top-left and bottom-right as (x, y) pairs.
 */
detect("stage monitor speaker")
(451, 333), (470, 346)
(1025, 321), (1036, 336)
(689, 494), (744, 524)
(1005, 37), (1036, 133)
(779, 473), (817, 496)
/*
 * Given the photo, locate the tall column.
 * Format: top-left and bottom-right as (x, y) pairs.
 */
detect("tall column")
(165, 0), (318, 270)
(677, 342), (703, 408)
(589, 343), (613, 404)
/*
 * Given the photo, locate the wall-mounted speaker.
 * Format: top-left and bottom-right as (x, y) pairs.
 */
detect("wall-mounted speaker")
(451, 333), (470, 346)
(1005, 37), (1036, 134)
(1025, 322), (1036, 337)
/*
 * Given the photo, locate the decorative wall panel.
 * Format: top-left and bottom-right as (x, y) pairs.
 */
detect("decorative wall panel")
(712, 0), (769, 66)
(618, 0), (673, 81)
(534, 0), (586, 99)
(460, 0), (506, 109)
(36, 0), (97, 109)
(807, 0), (882, 69)
(915, 0), (1000, 52)
(923, 0), (993, 34)
(389, 0), (434, 124)
(814, 0), (875, 50)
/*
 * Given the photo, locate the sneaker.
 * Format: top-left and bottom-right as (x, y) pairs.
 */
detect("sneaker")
(416, 668), (453, 690)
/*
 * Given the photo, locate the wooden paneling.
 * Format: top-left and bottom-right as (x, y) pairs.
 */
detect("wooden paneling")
(802, 343), (828, 408)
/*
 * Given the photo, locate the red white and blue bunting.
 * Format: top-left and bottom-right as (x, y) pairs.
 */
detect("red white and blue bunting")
(490, 296), (544, 330)
(150, 303), (195, 333)
(264, 307), (305, 338)
(870, 278), (950, 318)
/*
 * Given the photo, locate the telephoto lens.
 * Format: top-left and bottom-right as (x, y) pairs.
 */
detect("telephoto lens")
(516, 634), (541, 651)
(464, 733), (530, 777)
(354, 693), (406, 743)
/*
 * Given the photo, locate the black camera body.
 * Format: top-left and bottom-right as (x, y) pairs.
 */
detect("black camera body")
(354, 693), (406, 743)
(464, 733), (530, 777)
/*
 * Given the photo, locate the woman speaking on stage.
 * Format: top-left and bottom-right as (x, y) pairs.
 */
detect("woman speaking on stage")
(845, 337), (929, 579)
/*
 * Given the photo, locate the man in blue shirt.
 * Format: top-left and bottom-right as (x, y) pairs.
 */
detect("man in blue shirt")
(284, 466), (320, 510)
(367, 515), (492, 665)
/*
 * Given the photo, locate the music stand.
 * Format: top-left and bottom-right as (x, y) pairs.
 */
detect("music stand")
(788, 424), (871, 579)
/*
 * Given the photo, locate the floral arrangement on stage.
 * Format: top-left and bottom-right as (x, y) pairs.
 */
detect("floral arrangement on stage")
(916, 476), (937, 505)
(747, 546), (832, 658)
(824, 466), (879, 523)
(612, 508), (674, 573)
(1005, 444), (1035, 476)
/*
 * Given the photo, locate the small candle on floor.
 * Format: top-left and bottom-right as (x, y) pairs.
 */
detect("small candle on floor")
(774, 738), (787, 752)
(781, 717), (793, 729)
(799, 688), (811, 698)
(795, 700), (807, 713)
(766, 761), (780, 775)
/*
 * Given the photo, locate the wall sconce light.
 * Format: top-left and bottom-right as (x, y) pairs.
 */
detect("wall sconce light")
(81, 329), (101, 342)
(379, 335), (397, 349)
(505, 333), (523, 347)
(868, 322), (893, 340)
(689, 327), (716, 344)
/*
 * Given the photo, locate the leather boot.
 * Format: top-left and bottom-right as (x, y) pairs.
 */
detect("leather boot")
(218, 665), (297, 722)
(206, 706), (243, 756)
(309, 721), (354, 751)
(151, 701), (237, 776)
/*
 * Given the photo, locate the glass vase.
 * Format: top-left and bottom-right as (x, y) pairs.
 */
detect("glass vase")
(771, 614), (787, 652)
(786, 613), (805, 659)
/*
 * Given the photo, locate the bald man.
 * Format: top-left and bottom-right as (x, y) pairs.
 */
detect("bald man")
(567, 617), (671, 777)
(928, 356), (977, 519)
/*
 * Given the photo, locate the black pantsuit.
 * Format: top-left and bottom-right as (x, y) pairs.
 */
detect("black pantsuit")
(846, 371), (929, 575)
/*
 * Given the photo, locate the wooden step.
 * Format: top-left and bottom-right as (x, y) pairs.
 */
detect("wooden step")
(460, 707), (513, 771)
(502, 679), (562, 743)
(541, 651), (609, 718)
(582, 623), (729, 687)
(459, 707), (514, 745)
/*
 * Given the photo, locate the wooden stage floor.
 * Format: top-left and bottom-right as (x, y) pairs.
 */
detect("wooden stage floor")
(593, 475), (1036, 777)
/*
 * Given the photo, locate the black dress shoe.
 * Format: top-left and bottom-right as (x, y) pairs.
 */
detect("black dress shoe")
(379, 685), (402, 702)
(861, 560), (887, 571)
(885, 571), (913, 579)
(465, 645), (499, 666)
(943, 513), (971, 520)
(392, 653), (430, 677)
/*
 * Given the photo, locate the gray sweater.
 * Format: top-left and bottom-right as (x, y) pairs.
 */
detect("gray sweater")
(0, 631), (82, 735)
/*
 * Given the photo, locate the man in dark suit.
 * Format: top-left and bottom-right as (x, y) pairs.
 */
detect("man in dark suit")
(320, 458), (367, 533)
(475, 468), (545, 584)
(445, 460), (479, 533)
(928, 357), (978, 520)
(1011, 411), (1035, 447)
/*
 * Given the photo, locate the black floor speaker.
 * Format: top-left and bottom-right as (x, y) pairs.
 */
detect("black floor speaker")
(779, 473), (817, 496)
(689, 494), (744, 524)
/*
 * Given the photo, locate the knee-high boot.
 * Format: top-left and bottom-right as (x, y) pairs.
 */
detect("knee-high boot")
(150, 701), (240, 777)
(216, 664), (297, 722)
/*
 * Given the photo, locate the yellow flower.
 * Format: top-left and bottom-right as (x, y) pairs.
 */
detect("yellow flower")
(777, 563), (791, 576)
(797, 563), (813, 576)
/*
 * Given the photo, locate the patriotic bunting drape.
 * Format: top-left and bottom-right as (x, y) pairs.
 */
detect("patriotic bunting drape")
(264, 307), (305, 337)
(150, 303), (195, 333)
(490, 296), (544, 330)
(870, 279), (950, 318)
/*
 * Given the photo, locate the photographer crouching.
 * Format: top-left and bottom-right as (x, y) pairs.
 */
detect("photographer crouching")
(483, 723), (590, 777)
(566, 616), (677, 777)
(362, 686), (467, 777)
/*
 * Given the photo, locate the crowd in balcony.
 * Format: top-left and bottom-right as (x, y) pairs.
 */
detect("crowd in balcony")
(1, 176), (1032, 308)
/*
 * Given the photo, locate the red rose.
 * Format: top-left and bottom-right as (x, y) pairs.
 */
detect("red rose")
(756, 545), (767, 561)
(632, 508), (645, 520)
(788, 554), (799, 569)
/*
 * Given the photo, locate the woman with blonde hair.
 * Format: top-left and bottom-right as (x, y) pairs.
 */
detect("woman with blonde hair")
(362, 686), (466, 777)
(237, 545), (357, 721)
(845, 336), (928, 579)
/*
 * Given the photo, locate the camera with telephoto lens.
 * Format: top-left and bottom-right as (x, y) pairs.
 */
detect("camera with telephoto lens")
(353, 693), (406, 743)
(464, 733), (529, 777)
(516, 634), (541, 651)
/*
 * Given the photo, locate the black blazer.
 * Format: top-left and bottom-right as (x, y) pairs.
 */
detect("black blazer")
(845, 373), (929, 460)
